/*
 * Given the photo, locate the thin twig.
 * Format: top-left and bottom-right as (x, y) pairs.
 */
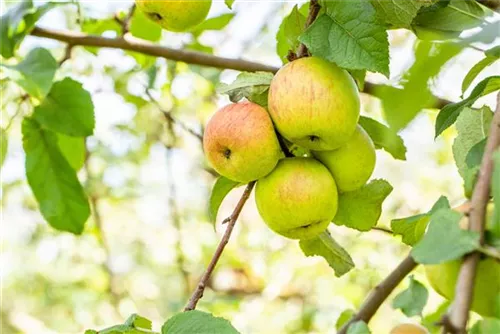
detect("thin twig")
(338, 255), (418, 334)
(114, 4), (136, 35)
(445, 93), (500, 333)
(84, 145), (120, 304)
(145, 89), (203, 142)
(296, 0), (321, 58)
(58, 44), (73, 66)
(478, 246), (500, 261)
(372, 226), (394, 235)
(29, 26), (453, 110)
(184, 182), (256, 311)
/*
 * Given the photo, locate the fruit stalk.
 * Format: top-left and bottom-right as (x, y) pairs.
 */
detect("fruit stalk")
(184, 182), (256, 311)
(445, 92), (500, 333)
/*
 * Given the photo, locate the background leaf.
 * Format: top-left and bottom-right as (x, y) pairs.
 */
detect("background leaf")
(130, 8), (162, 42)
(22, 118), (90, 234)
(470, 318), (500, 334)
(33, 78), (95, 137)
(411, 209), (478, 264)
(333, 179), (393, 231)
(299, 0), (389, 76)
(86, 314), (157, 334)
(299, 231), (355, 277)
(392, 276), (429, 317)
(377, 41), (460, 131)
(359, 116), (406, 160)
(1, 128), (7, 168)
(462, 46), (500, 94)
(191, 13), (235, 36)
(217, 72), (273, 106)
(346, 321), (371, 334)
(1, 47), (57, 100)
(436, 76), (500, 137)
(225, 0), (235, 10)
(56, 134), (86, 171)
(162, 310), (239, 334)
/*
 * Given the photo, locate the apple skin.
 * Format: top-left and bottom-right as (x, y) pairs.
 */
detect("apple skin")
(425, 257), (500, 317)
(255, 157), (338, 240)
(268, 57), (360, 151)
(135, 0), (211, 32)
(390, 323), (429, 334)
(312, 125), (376, 193)
(203, 102), (282, 183)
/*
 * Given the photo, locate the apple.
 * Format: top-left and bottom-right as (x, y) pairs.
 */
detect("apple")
(255, 157), (338, 239)
(390, 323), (429, 334)
(203, 102), (282, 183)
(425, 257), (500, 317)
(268, 56), (360, 151)
(312, 125), (376, 193)
(135, 0), (212, 32)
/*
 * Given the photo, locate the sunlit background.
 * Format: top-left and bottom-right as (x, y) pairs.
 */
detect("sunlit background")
(1, 1), (499, 333)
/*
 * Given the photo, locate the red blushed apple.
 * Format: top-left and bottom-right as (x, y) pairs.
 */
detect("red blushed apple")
(203, 102), (282, 183)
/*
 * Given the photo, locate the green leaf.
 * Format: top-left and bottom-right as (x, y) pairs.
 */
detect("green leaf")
(1, 47), (57, 100)
(82, 17), (121, 35)
(492, 150), (500, 237)
(371, 0), (428, 28)
(216, 72), (273, 107)
(470, 318), (500, 334)
(336, 309), (355, 330)
(346, 321), (371, 334)
(22, 118), (90, 234)
(33, 77), (95, 137)
(225, 0), (235, 10)
(57, 134), (86, 171)
(276, 5), (307, 62)
(436, 76), (500, 137)
(412, 0), (486, 33)
(162, 310), (239, 334)
(465, 138), (487, 170)
(86, 314), (157, 334)
(1, 128), (7, 168)
(0, 0), (62, 58)
(299, 231), (355, 277)
(209, 176), (240, 224)
(299, 1), (389, 76)
(411, 208), (479, 264)
(422, 301), (450, 333)
(391, 196), (450, 246)
(190, 13), (235, 36)
(349, 69), (366, 91)
(392, 275), (429, 317)
(130, 8), (162, 42)
(358, 116), (406, 160)
(377, 41), (460, 131)
(333, 179), (393, 232)
(452, 106), (493, 181)
(462, 46), (500, 95)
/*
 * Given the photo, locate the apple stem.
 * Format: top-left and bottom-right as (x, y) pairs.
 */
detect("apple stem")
(184, 181), (256, 311)
(443, 92), (500, 333)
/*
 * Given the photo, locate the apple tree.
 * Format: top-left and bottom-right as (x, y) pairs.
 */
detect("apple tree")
(1, 0), (500, 333)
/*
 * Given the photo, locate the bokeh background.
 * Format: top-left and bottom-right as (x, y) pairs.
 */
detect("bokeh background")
(1, 1), (499, 333)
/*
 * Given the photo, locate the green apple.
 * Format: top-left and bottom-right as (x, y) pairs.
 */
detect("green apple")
(135, 0), (211, 32)
(268, 57), (360, 151)
(255, 157), (338, 240)
(425, 257), (500, 317)
(312, 125), (376, 193)
(390, 323), (429, 334)
(203, 102), (282, 183)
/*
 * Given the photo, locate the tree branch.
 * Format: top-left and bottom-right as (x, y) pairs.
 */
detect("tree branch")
(30, 26), (452, 109)
(338, 255), (418, 334)
(445, 93), (500, 333)
(184, 182), (256, 311)
(297, 0), (321, 58)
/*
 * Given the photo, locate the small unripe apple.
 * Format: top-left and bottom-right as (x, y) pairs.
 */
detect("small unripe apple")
(268, 57), (360, 151)
(390, 323), (429, 334)
(135, 0), (212, 32)
(203, 102), (282, 183)
(425, 257), (500, 317)
(255, 157), (338, 239)
(312, 125), (376, 193)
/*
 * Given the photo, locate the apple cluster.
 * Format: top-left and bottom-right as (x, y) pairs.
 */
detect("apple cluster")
(204, 57), (377, 240)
